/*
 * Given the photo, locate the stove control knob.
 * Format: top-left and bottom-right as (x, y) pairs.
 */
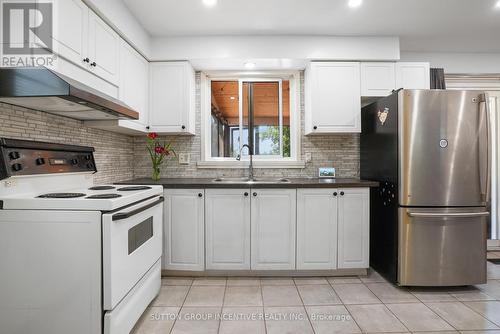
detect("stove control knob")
(86, 162), (94, 169)
(71, 158), (79, 165)
(12, 163), (23, 172)
(35, 157), (45, 165)
(84, 155), (92, 161)
(9, 151), (20, 160)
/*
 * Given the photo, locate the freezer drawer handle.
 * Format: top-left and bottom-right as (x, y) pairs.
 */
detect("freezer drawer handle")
(112, 197), (164, 221)
(407, 211), (489, 218)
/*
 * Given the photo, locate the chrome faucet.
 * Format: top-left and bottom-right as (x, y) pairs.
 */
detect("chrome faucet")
(236, 144), (254, 180)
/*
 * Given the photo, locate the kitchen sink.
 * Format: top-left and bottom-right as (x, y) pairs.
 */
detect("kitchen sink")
(211, 177), (291, 184)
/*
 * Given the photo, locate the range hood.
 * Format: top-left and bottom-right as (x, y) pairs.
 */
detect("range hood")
(0, 67), (138, 120)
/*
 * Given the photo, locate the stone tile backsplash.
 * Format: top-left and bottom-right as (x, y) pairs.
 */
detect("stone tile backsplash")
(0, 103), (134, 184)
(1, 71), (359, 183)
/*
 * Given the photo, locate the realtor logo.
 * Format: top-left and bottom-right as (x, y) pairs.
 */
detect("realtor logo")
(2, 1), (52, 55)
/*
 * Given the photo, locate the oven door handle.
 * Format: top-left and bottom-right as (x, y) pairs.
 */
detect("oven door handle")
(407, 211), (490, 218)
(112, 197), (164, 221)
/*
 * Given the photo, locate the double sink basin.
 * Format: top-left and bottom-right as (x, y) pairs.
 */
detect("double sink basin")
(212, 177), (291, 184)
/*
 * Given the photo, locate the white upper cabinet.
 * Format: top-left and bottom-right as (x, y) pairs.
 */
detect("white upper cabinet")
(205, 189), (251, 270)
(361, 62), (396, 97)
(337, 188), (370, 269)
(395, 62), (430, 90)
(87, 11), (120, 85)
(51, 0), (88, 67)
(116, 39), (149, 130)
(305, 62), (361, 134)
(163, 189), (205, 271)
(297, 189), (338, 270)
(149, 62), (196, 135)
(251, 189), (296, 270)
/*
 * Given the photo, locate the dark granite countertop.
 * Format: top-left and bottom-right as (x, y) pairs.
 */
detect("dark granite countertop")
(115, 177), (379, 189)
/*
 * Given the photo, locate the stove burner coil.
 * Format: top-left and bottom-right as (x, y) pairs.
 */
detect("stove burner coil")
(38, 193), (87, 198)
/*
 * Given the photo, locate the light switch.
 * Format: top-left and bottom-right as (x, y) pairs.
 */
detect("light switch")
(305, 153), (312, 163)
(178, 153), (190, 165)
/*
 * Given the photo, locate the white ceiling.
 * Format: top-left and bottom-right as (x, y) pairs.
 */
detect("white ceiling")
(123, 0), (500, 53)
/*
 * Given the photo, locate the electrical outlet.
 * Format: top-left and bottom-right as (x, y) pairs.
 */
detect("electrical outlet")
(305, 152), (312, 163)
(178, 153), (190, 165)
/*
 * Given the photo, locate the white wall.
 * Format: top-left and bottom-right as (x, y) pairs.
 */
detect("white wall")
(401, 52), (500, 74)
(83, 0), (151, 58)
(151, 36), (400, 67)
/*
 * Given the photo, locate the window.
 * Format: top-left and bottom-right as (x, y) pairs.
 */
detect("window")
(201, 72), (301, 167)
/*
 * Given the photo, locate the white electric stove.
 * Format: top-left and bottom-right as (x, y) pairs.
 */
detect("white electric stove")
(0, 138), (163, 334)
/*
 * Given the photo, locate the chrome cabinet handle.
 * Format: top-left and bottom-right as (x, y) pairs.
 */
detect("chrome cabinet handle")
(407, 212), (490, 218)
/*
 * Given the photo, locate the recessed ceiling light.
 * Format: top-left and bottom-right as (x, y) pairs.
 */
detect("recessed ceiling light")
(202, 0), (217, 7)
(244, 62), (256, 69)
(348, 0), (362, 8)
(230, 96), (236, 100)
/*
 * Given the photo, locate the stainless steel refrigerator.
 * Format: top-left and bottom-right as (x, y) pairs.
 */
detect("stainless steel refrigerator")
(361, 89), (490, 286)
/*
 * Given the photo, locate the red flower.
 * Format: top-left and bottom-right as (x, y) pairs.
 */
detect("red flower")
(148, 132), (158, 140)
(154, 146), (165, 154)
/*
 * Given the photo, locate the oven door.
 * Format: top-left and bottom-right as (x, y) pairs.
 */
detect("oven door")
(102, 196), (163, 310)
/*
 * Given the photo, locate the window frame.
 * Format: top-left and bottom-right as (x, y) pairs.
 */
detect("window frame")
(199, 71), (303, 168)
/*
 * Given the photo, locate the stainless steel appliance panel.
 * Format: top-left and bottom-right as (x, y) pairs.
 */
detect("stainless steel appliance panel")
(398, 90), (490, 207)
(398, 207), (488, 286)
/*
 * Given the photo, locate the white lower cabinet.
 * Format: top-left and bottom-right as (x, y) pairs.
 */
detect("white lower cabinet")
(297, 188), (370, 270)
(251, 189), (297, 270)
(297, 189), (338, 270)
(163, 189), (205, 271)
(205, 189), (251, 270)
(337, 188), (370, 269)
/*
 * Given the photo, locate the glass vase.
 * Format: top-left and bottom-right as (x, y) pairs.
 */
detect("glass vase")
(152, 166), (161, 181)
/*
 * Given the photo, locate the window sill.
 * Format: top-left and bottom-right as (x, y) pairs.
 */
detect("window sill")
(196, 160), (306, 169)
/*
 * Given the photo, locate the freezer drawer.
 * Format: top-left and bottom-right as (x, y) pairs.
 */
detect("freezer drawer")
(398, 207), (488, 286)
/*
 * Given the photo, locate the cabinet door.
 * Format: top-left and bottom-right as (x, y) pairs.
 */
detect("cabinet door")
(149, 62), (196, 135)
(395, 62), (430, 90)
(251, 189), (296, 270)
(118, 39), (149, 128)
(337, 188), (369, 269)
(205, 189), (251, 270)
(297, 189), (338, 270)
(164, 189), (204, 271)
(51, 0), (89, 67)
(305, 62), (361, 134)
(361, 62), (396, 97)
(87, 10), (120, 85)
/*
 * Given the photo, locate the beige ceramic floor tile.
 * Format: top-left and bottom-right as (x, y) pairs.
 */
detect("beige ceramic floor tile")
(264, 306), (314, 334)
(170, 306), (221, 334)
(151, 285), (190, 307)
(293, 277), (329, 285)
(262, 285), (303, 306)
(459, 331), (500, 334)
(132, 306), (180, 334)
(297, 284), (342, 305)
(359, 269), (387, 283)
(464, 301), (500, 326)
(450, 287), (494, 302)
(260, 277), (295, 286)
(333, 283), (380, 304)
(346, 304), (408, 333)
(386, 302), (454, 332)
(366, 283), (419, 303)
(328, 277), (363, 284)
(306, 305), (361, 334)
(224, 286), (263, 307)
(162, 277), (193, 286)
(227, 277), (261, 286)
(408, 288), (458, 302)
(183, 285), (225, 307)
(192, 277), (227, 286)
(476, 280), (500, 299)
(426, 302), (499, 330)
(219, 306), (265, 334)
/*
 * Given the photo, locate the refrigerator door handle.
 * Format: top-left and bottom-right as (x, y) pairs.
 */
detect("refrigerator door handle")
(407, 211), (490, 218)
(479, 93), (491, 205)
